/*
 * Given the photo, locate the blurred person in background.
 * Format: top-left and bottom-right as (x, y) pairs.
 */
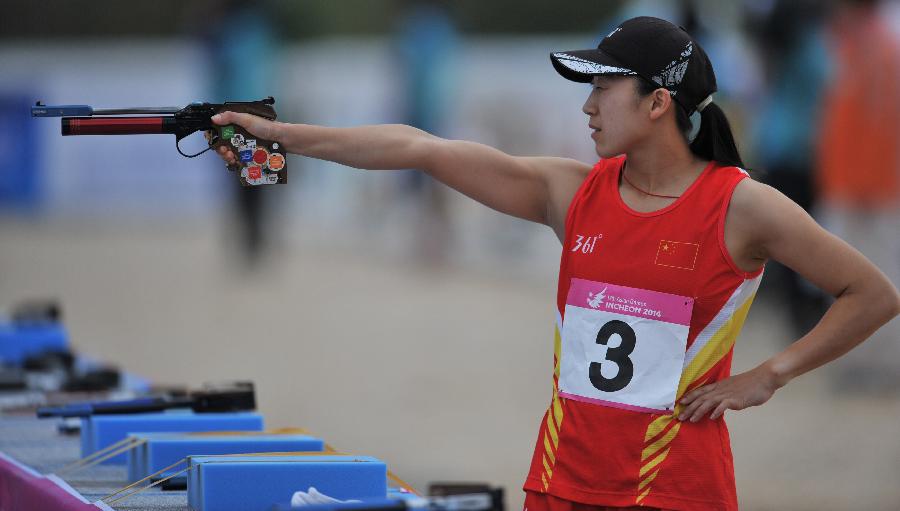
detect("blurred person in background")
(191, 0), (283, 267)
(816, 0), (900, 394)
(750, 0), (831, 339)
(392, 0), (458, 265)
(210, 16), (900, 511)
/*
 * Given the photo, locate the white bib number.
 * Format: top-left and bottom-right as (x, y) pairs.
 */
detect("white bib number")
(559, 278), (694, 414)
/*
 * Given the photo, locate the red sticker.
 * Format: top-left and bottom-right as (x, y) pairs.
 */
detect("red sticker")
(247, 166), (262, 180)
(252, 148), (269, 165)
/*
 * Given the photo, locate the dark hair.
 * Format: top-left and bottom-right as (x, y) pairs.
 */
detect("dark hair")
(634, 78), (745, 169)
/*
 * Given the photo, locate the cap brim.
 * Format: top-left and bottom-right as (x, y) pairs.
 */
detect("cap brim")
(550, 49), (637, 83)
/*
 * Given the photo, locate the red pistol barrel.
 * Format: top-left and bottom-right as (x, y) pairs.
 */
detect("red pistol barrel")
(61, 116), (177, 136)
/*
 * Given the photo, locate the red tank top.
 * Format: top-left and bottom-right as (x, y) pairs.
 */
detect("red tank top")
(523, 156), (763, 511)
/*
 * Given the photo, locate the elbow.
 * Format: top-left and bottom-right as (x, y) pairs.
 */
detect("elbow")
(890, 288), (900, 320)
(876, 283), (900, 325)
(848, 273), (900, 323)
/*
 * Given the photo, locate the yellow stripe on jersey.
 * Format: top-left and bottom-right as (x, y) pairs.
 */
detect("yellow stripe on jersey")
(635, 275), (761, 506)
(639, 448), (670, 478)
(641, 422), (681, 462)
(675, 292), (756, 410)
(638, 468), (660, 491)
(635, 487), (651, 504)
(540, 320), (567, 491)
(543, 435), (556, 465)
(551, 394), (563, 429)
(546, 412), (559, 446)
(644, 413), (674, 443)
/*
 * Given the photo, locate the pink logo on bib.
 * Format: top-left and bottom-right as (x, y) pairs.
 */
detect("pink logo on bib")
(567, 278), (692, 326)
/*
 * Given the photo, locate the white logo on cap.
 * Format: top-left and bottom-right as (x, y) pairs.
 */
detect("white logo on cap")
(606, 27), (622, 39)
(553, 53), (636, 77)
(651, 41), (693, 92)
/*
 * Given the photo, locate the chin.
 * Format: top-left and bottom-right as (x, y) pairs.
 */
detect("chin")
(593, 144), (621, 160)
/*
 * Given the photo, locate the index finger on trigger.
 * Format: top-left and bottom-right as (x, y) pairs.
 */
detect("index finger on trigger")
(214, 111), (252, 128)
(211, 112), (229, 125)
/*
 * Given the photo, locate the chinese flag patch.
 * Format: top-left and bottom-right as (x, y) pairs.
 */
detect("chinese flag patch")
(655, 240), (700, 270)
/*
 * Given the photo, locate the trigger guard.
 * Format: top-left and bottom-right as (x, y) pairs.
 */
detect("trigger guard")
(176, 135), (213, 158)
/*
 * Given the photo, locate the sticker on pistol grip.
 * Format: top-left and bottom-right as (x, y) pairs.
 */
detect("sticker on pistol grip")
(267, 153), (285, 171)
(252, 148), (269, 166)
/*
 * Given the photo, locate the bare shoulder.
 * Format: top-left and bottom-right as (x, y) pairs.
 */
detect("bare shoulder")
(726, 176), (832, 275)
(728, 173), (900, 303)
(730, 176), (789, 210)
(521, 157), (593, 241)
(728, 177), (811, 248)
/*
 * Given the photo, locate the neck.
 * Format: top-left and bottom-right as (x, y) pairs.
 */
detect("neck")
(622, 136), (705, 195)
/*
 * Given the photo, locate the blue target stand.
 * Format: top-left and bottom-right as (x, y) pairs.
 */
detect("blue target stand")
(0, 94), (41, 213)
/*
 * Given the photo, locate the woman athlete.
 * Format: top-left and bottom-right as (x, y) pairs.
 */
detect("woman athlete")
(212, 16), (899, 511)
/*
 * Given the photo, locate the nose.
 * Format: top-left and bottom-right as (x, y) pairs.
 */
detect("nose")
(582, 89), (598, 116)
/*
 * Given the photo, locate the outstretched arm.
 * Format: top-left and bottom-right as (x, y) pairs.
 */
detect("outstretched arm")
(212, 112), (589, 238)
(678, 180), (900, 422)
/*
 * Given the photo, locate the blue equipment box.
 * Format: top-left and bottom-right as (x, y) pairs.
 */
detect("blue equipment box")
(80, 411), (264, 464)
(127, 432), (325, 482)
(0, 322), (67, 364)
(187, 454), (388, 511)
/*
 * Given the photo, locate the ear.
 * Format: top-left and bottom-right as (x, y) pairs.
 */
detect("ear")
(647, 88), (674, 121)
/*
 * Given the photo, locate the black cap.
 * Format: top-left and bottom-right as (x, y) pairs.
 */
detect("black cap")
(550, 16), (716, 114)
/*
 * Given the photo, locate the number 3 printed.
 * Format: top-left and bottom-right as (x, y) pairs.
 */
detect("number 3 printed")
(589, 320), (636, 392)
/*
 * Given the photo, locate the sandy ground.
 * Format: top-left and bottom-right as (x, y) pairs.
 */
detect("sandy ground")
(1, 218), (897, 511)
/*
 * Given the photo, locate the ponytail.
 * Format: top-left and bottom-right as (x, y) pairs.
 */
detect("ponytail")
(688, 101), (745, 169)
(633, 77), (745, 169)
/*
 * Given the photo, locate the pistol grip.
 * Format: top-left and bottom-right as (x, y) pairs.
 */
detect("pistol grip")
(209, 124), (287, 187)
